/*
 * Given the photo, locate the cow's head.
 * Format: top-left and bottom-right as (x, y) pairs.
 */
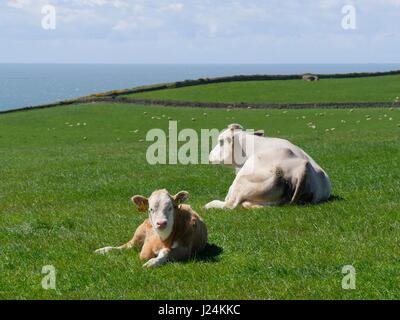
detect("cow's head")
(209, 123), (265, 167)
(209, 124), (242, 167)
(132, 190), (189, 240)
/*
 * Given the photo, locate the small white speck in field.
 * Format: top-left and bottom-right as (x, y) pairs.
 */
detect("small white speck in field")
(192, 118), (196, 121)
(144, 112), (148, 115)
(331, 128), (336, 131)
(389, 118), (393, 121)
(203, 113), (207, 116)
(83, 137), (87, 140)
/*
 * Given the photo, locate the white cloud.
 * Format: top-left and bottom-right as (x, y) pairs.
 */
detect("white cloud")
(2, 0), (400, 63)
(112, 16), (163, 32)
(162, 3), (184, 12)
(6, 0), (31, 9)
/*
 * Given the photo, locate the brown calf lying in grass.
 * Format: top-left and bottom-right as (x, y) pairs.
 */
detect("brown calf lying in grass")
(95, 190), (208, 268)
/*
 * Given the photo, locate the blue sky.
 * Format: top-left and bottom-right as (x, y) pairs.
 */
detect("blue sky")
(0, 0), (399, 64)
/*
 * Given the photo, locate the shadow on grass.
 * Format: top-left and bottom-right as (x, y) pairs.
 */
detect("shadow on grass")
(194, 243), (224, 263)
(327, 194), (345, 203)
(295, 194), (344, 206)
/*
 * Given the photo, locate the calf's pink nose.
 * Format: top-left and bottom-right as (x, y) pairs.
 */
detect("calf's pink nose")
(156, 220), (168, 229)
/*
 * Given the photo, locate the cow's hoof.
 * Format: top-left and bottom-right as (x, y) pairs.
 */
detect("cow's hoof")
(95, 247), (114, 255)
(204, 200), (225, 210)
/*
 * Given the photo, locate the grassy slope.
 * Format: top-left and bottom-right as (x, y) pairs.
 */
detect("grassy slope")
(128, 75), (400, 104)
(0, 103), (399, 299)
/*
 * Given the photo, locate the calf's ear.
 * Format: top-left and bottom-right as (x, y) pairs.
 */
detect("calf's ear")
(173, 191), (189, 204)
(131, 195), (149, 212)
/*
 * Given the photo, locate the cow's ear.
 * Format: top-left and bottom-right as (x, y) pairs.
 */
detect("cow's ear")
(254, 130), (265, 137)
(228, 123), (243, 131)
(173, 191), (189, 204)
(131, 195), (149, 212)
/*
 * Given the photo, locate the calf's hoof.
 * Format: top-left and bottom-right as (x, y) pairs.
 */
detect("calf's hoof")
(143, 258), (161, 268)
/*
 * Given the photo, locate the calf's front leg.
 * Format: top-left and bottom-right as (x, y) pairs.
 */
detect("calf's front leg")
(142, 246), (192, 268)
(95, 222), (147, 255)
(143, 248), (171, 268)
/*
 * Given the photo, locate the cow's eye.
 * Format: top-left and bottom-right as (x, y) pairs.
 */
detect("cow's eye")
(226, 137), (232, 144)
(219, 140), (224, 147)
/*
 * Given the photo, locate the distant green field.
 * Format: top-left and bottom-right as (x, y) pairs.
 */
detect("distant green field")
(128, 75), (400, 104)
(1, 103), (399, 299)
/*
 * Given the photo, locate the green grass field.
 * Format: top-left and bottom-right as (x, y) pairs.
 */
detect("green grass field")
(1, 102), (399, 299)
(128, 75), (400, 104)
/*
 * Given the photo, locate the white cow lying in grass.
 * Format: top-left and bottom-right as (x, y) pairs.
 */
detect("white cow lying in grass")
(205, 124), (332, 210)
(96, 190), (208, 268)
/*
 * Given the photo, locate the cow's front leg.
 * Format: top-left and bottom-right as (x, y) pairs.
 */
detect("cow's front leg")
(204, 200), (226, 209)
(205, 198), (242, 210)
(205, 184), (239, 210)
(143, 248), (171, 268)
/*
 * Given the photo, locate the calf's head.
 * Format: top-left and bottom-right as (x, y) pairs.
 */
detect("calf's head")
(132, 190), (189, 240)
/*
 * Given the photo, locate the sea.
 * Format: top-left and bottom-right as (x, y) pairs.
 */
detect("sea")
(1, 63), (399, 111)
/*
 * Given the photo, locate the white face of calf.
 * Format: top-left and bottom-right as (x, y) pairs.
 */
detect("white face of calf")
(132, 190), (189, 241)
